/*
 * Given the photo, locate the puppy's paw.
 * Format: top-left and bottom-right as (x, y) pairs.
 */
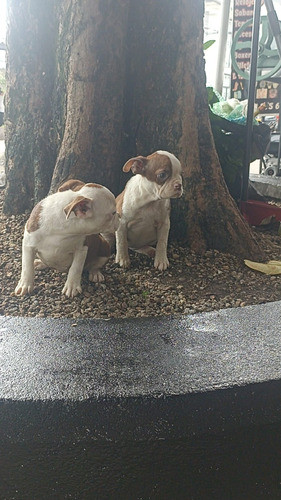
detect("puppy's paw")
(34, 258), (47, 270)
(115, 254), (131, 268)
(62, 281), (82, 298)
(88, 270), (104, 283)
(15, 280), (34, 296)
(154, 257), (169, 271)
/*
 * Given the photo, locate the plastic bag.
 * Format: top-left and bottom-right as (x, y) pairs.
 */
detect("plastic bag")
(211, 93), (249, 125)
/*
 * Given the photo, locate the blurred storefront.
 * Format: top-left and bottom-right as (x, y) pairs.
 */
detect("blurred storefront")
(204, 0), (281, 119)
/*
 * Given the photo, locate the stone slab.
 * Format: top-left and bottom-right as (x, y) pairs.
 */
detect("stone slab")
(1, 302), (281, 400)
(1, 303), (281, 499)
(1, 301), (281, 441)
(250, 172), (281, 200)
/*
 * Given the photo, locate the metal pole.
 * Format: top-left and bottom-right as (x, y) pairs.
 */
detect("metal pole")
(241, 0), (262, 201)
(277, 87), (281, 172)
(214, 0), (231, 94)
(264, 0), (281, 58)
(265, 0), (281, 174)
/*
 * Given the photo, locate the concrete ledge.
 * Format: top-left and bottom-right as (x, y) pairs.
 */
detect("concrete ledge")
(250, 172), (281, 200)
(1, 303), (281, 499)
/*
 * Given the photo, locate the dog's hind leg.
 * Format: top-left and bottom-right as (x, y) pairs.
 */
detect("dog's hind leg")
(87, 256), (109, 283)
(134, 246), (156, 258)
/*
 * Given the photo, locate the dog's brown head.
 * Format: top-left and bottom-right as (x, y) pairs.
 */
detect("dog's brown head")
(123, 150), (183, 199)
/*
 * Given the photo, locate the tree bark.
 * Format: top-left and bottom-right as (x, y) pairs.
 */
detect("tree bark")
(3, 0), (262, 259)
(122, 0), (261, 258)
(4, 0), (57, 213)
(50, 0), (130, 194)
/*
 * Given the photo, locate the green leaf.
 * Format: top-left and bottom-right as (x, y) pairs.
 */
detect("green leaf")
(207, 87), (220, 106)
(203, 39), (216, 51)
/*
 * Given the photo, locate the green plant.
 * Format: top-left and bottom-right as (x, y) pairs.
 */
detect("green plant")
(203, 40), (215, 51)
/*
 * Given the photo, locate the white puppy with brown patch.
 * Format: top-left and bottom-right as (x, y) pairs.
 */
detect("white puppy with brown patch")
(115, 150), (183, 270)
(15, 180), (119, 297)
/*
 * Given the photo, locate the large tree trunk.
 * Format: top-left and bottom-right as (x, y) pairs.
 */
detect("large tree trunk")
(120, 0), (261, 258)
(3, 0), (262, 259)
(4, 0), (57, 213)
(50, 0), (129, 194)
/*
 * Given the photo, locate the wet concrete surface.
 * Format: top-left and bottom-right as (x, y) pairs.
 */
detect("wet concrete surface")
(1, 303), (281, 499)
(1, 301), (281, 403)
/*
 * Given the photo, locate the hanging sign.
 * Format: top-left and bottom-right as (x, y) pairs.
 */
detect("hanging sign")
(231, 0), (254, 100)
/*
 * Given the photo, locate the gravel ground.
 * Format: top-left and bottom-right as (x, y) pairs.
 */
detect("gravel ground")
(1, 189), (281, 319)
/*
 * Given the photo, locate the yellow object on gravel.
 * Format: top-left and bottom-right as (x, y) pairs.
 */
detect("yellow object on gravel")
(244, 260), (281, 275)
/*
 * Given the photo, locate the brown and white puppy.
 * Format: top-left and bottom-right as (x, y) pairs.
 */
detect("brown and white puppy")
(115, 150), (183, 270)
(15, 180), (119, 298)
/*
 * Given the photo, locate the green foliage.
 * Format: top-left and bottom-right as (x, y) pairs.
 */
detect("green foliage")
(207, 86), (220, 107)
(203, 39), (216, 51)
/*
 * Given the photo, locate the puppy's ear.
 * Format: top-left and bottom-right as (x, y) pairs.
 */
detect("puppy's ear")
(64, 196), (93, 219)
(58, 179), (85, 192)
(122, 156), (148, 174)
